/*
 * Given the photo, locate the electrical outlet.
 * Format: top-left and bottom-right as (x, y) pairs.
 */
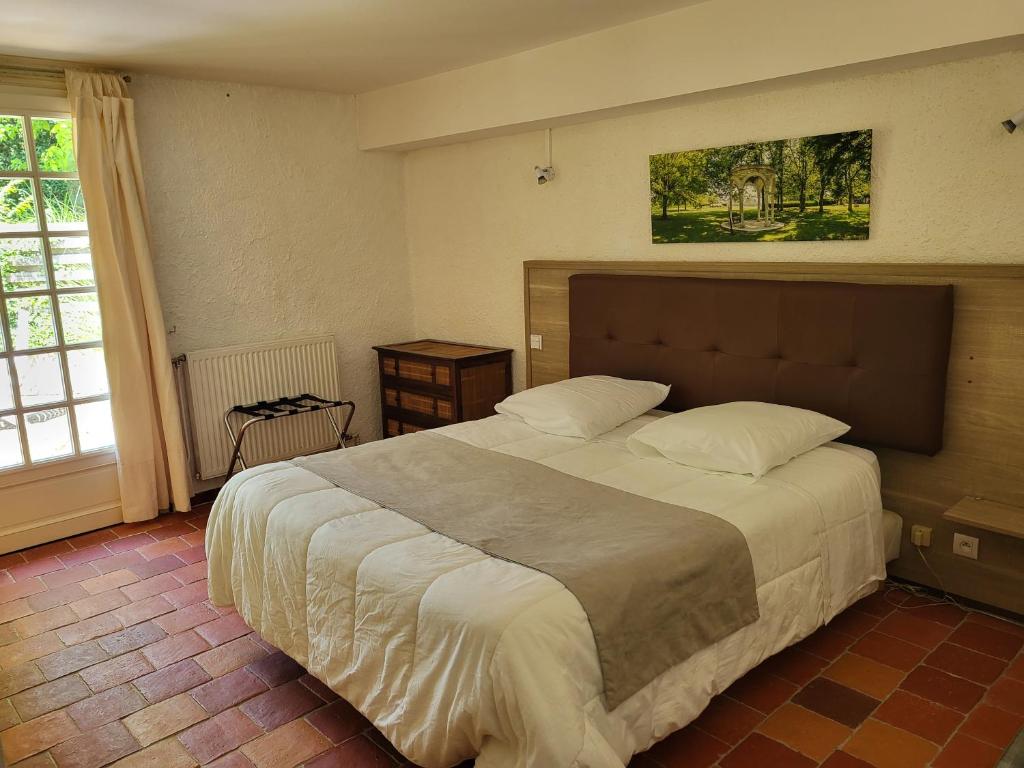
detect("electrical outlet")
(910, 525), (932, 547)
(529, 334), (543, 350)
(953, 532), (979, 560)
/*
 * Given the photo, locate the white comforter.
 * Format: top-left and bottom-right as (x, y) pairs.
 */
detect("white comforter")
(206, 413), (885, 768)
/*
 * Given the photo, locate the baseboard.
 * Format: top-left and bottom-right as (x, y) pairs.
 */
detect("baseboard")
(887, 574), (1024, 623)
(0, 502), (123, 554)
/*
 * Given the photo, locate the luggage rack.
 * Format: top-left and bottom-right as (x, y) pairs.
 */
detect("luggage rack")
(223, 393), (355, 480)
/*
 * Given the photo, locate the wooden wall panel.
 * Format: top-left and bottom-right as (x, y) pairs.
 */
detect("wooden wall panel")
(524, 260), (1024, 614)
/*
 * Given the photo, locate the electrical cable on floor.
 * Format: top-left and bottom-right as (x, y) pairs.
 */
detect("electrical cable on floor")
(880, 544), (1024, 631)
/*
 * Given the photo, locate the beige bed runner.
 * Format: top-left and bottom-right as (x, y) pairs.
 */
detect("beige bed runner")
(293, 431), (758, 709)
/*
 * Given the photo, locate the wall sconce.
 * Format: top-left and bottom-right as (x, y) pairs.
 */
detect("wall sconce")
(535, 128), (555, 184)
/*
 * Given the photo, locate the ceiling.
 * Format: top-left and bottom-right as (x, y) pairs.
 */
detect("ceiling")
(1, 0), (702, 93)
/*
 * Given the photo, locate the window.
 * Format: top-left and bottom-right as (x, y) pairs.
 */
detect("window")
(0, 111), (114, 470)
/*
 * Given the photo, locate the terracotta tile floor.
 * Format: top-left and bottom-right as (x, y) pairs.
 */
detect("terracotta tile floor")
(1, 508), (1023, 768)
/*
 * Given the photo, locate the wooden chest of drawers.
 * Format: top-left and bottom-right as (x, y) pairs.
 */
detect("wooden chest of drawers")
(374, 339), (513, 438)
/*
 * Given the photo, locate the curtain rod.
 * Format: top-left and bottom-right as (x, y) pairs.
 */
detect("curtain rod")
(0, 54), (121, 78)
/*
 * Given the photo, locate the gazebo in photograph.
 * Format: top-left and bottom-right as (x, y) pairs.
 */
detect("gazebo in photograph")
(723, 164), (785, 233)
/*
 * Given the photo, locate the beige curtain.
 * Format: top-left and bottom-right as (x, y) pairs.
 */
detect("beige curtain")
(66, 70), (190, 521)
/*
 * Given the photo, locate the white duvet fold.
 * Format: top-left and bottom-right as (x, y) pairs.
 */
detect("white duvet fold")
(206, 413), (885, 768)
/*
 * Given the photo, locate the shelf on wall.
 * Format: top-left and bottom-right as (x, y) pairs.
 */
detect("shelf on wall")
(943, 497), (1024, 540)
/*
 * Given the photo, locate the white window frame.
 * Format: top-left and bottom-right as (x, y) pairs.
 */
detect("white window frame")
(0, 102), (115, 476)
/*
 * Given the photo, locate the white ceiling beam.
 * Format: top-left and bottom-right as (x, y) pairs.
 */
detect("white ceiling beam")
(355, 0), (1024, 151)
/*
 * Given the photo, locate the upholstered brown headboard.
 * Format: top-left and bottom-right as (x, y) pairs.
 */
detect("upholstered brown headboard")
(569, 274), (954, 454)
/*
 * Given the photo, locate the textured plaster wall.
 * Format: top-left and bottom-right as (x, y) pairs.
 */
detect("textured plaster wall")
(132, 75), (412, 443)
(403, 51), (1024, 390)
(127, 51), (1024, 447)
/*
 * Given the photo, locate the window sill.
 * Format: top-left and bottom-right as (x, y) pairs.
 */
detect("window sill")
(0, 450), (117, 490)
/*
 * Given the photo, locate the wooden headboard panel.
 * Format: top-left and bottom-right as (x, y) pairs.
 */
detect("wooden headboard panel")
(524, 260), (1024, 612)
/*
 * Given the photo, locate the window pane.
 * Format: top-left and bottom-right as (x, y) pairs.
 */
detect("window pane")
(0, 116), (28, 172)
(50, 236), (94, 287)
(58, 293), (102, 344)
(42, 179), (86, 231)
(0, 359), (13, 410)
(0, 178), (38, 231)
(0, 238), (48, 292)
(75, 399), (114, 451)
(67, 347), (108, 398)
(25, 406), (72, 461)
(0, 415), (23, 468)
(31, 118), (76, 173)
(14, 353), (65, 407)
(7, 295), (57, 349)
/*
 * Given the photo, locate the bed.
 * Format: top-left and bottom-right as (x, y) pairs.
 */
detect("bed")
(206, 274), (953, 768)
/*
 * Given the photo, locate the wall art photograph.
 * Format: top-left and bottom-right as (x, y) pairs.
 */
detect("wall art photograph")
(650, 129), (871, 243)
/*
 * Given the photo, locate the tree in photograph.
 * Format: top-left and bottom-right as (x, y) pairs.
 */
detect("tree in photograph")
(700, 144), (753, 203)
(768, 140), (785, 208)
(805, 130), (871, 213)
(834, 131), (871, 211)
(650, 152), (706, 217)
(678, 152), (709, 210)
(650, 153), (685, 220)
(786, 138), (815, 212)
(806, 134), (839, 213)
(698, 148), (734, 202)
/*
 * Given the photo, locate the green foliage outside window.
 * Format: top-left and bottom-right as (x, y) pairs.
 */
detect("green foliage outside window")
(42, 179), (87, 226)
(1, 117), (94, 352)
(0, 117), (82, 228)
(32, 118), (76, 173)
(0, 116), (28, 171)
(0, 179), (36, 225)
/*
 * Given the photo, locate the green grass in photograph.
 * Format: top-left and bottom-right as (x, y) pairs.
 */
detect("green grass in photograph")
(652, 204), (869, 243)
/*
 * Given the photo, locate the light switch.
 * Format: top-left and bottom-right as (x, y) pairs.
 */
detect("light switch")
(529, 334), (543, 350)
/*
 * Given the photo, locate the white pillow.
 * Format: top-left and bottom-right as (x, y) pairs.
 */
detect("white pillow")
(626, 401), (850, 478)
(494, 375), (670, 439)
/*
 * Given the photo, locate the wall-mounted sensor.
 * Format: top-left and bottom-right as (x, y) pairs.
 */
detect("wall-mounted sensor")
(1002, 107), (1024, 134)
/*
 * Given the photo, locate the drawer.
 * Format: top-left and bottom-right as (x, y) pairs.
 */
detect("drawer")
(386, 418), (426, 437)
(377, 341), (512, 442)
(383, 387), (454, 420)
(381, 355), (452, 387)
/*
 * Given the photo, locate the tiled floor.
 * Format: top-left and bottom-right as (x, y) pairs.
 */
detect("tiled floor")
(1, 510), (1022, 768)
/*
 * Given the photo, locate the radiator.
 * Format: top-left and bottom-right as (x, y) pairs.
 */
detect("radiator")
(179, 336), (342, 480)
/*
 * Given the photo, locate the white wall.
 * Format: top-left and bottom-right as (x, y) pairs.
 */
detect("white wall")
(118, 51), (1024, 472)
(403, 51), (1024, 390)
(131, 75), (413, 446)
